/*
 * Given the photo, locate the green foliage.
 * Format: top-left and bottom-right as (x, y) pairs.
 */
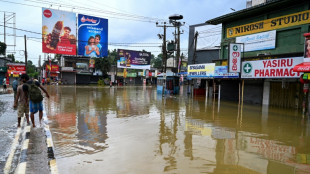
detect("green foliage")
(26, 60), (38, 79)
(7, 54), (15, 62)
(97, 78), (105, 86)
(151, 53), (163, 69)
(0, 42), (7, 55)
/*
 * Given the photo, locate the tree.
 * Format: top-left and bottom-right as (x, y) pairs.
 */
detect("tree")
(26, 60), (38, 79)
(0, 42), (7, 55)
(7, 54), (15, 62)
(151, 53), (163, 69)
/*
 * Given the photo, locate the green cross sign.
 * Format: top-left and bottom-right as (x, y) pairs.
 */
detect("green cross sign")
(233, 45), (238, 51)
(243, 63), (252, 74)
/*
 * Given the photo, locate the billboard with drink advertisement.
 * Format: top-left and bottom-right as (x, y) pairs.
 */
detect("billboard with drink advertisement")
(117, 49), (151, 69)
(78, 14), (108, 57)
(7, 64), (26, 76)
(42, 8), (77, 55)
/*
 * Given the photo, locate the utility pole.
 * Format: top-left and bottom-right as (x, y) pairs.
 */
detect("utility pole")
(24, 35), (27, 71)
(4, 12), (6, 56)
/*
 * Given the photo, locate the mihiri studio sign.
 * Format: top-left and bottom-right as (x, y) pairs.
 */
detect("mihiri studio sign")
(241, 57), (303, 78)
(227, 10), (310, 38)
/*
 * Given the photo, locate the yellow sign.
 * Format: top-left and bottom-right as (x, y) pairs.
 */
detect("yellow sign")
(227, 10), (310, 38)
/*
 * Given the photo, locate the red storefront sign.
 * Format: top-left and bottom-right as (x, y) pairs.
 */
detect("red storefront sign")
(7, 64), (26, 75)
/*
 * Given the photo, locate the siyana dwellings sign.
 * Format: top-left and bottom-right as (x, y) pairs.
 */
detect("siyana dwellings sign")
(227, 10), (310, 38)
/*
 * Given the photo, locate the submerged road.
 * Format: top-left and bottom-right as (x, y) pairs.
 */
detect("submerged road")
(44, 85), (310, 174)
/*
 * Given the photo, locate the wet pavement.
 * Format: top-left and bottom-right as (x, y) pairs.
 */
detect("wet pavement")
(45, 85), (310, 174)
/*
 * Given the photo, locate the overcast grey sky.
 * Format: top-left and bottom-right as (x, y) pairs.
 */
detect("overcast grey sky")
(0, 0), (246, 65)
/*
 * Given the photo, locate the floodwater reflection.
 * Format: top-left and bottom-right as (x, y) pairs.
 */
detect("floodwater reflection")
(45, 86), (310, 174)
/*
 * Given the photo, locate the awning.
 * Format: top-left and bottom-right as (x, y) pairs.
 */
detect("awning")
(293, 62), (310, 72)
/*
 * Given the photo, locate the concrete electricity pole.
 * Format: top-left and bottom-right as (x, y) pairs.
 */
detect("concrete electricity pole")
(24, 35), (27, 71)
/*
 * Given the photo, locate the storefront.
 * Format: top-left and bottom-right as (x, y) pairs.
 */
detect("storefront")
(203, 0), (310, 108)
(60, 67), (76, 85)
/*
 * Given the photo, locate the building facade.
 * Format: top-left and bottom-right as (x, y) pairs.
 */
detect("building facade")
(201, 0), (310, 108)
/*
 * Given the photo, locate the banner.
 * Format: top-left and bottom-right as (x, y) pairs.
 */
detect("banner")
(46, 64), (59, 72)
(42, 8), (77, 55)
(236, 30), (276, 52)
(78, 14), (108, 57)
(227, 10), (310, 38)
(187, 63), (215, 78)
(7, 64), (26, 75)
(241, 57), (303, 78)
(214, 66), (239, 78)
(117, 49), (151, 70)
(229, 43), (242, 73)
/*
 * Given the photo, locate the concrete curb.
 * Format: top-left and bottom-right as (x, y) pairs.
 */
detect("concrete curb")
(43, 112), (59, 174)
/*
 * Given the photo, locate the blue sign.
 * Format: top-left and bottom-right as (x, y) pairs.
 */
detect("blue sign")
(214, 66), (239, 78)
(78, 14), (108, 57)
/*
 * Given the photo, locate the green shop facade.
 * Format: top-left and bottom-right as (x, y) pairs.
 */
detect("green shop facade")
(206, 0), (310, 108)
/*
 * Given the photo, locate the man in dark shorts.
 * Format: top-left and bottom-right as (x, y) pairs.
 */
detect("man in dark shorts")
(20, 74), (50, 127)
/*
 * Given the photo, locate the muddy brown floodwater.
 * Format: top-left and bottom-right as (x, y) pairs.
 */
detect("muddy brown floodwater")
(45, 85), (310, 174)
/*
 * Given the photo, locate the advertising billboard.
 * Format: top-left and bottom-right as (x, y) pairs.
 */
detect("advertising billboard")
(117, 49), (151, 70)
(42, 8), (77, 55)
(241, 57), (303, 78)
(78, 14), (108, 57)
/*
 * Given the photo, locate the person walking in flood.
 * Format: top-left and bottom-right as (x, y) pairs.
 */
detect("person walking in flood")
(12, 78), (18, 102)
(21, 74), (50, 127)
(13, 75), (30, 128)
(2, 77), (7, 92)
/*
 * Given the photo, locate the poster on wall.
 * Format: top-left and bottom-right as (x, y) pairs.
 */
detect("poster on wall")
(117, 49), (151, 69)
(229, 43), (242, 73)
(78, 14), (108, 57)
(42, 8), (77, 55)
(241, 57), (303, 78)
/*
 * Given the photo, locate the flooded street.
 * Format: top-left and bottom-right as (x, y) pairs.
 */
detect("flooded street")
(45, 86), (310, 174)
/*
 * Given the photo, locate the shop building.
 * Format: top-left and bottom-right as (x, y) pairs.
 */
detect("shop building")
(200, 0), (310, 108)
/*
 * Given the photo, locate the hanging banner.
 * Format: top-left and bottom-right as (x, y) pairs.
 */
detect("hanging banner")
(42, 8), (77, 55)
(117, 49), (151, 69)
(187, 63), (215, 78)
(241, 57), (303, 78)
(46, 64), (59, 72)
(78, 14), (108, 57)
(236, 30), (276, 52)
(229, 43), (242, 73)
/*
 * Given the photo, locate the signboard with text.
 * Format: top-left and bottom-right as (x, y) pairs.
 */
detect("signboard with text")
(42, 8), (77, 55)
(236, 30), (276, 52)
(187, 63), (215, 78)
(7, 64), (26, 75)
(241, 57), (303, 78)
(214, 66), (239, 78)
(229, 43), (242, 73)
(227, 10), (310, 38)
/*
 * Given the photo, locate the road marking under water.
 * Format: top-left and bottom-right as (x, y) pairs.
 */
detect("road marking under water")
(3, 118), (24, 174)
